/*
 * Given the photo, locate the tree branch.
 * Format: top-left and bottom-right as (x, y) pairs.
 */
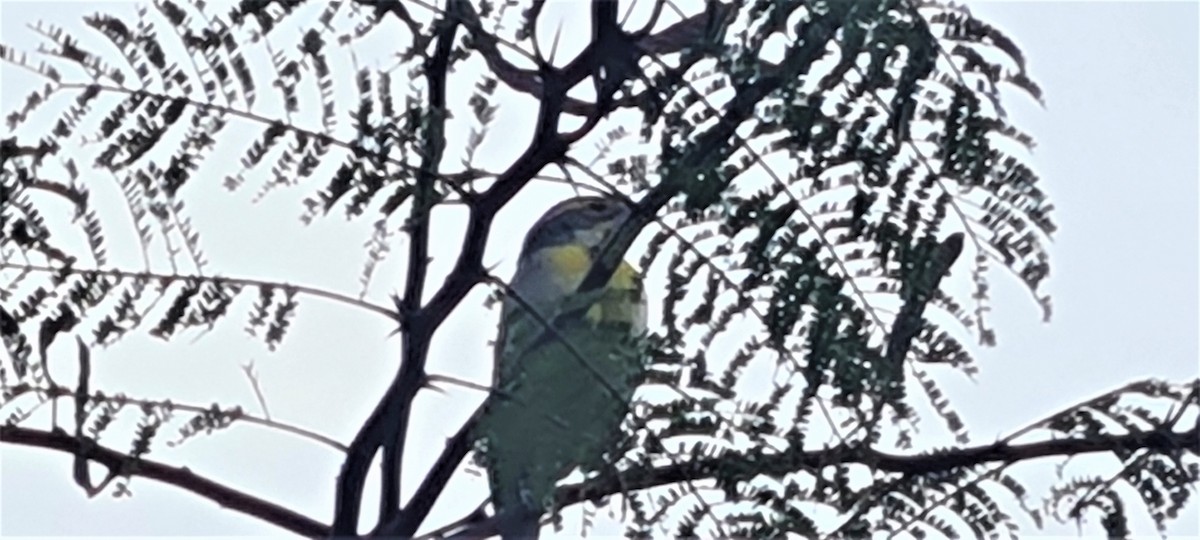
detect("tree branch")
(0, 262), (398, 323)
(555, 425), (1200, 508)
(3, 382), (346, 451)
(375, 1), (733, 117)
(419, 423), (1198, 538)
(6, 414), (1191, 539)
(378, 0), (460, 525)
(0, 425), (329, 538)
(371, 404), (484, 537)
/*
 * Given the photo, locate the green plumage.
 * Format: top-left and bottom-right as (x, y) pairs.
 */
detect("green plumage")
(477, 291), (645, 539)
(482, 314), (643, 508)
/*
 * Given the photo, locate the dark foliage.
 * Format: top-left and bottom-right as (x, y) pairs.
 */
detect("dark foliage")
(1, 1), (1194, 538)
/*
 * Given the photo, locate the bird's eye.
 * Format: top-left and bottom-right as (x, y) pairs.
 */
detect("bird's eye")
(586, 200), (608, 212)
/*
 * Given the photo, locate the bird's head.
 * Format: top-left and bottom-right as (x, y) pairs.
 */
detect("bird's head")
(520, 196), (632, 258)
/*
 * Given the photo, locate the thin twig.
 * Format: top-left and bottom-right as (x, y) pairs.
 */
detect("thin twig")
(1, 262), (398, 322)
(0, 425), (330, 537)
(3, 383), (347, 452)
(241, 360), (272, 421)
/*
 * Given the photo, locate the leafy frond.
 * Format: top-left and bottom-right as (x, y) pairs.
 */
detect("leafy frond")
(4, 0), (1193, 538)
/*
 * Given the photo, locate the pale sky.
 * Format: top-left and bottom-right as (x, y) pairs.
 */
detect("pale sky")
(0, 1), (1197, 538)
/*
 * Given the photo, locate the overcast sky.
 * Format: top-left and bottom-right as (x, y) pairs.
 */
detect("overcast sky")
(0, 1), (1197, 538)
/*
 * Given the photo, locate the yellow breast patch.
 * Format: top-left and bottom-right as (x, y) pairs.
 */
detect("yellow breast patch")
(539, 245), (643, 326)
(542, 245), (640, 290)
(544, 244), (593, 287)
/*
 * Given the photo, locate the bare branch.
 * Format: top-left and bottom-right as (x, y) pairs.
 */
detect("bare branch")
(557, 425), (1200, 509)
(1, 262), (399, 323)
(379, 0), (461, 524)
(4, 383), (347, 452)
(0, 426), (329, 537)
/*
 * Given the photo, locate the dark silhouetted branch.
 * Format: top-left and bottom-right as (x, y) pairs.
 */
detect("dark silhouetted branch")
(557, 425), (1199, 507)
(416, 422), (1198, 538)
(378, 0), (461, 525)
(0, 425), (329, 538)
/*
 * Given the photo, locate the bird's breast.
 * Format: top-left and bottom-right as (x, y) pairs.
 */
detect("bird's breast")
(536, 244), (640, 293)
(527, 244), (645, 328)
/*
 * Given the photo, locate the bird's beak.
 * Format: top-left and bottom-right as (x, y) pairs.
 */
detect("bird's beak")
(597, 202), (636, 254)
(613, 201), (634, 229)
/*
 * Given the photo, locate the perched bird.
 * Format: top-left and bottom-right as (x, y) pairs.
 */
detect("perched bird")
(476, 196), (648, 539)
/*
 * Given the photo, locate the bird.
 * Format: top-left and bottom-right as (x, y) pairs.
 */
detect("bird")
(475, 195), (648, 540)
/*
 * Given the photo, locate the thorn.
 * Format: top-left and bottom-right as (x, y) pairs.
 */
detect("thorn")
(419, 370), (448, 395)
(390, 293), (410, 333)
